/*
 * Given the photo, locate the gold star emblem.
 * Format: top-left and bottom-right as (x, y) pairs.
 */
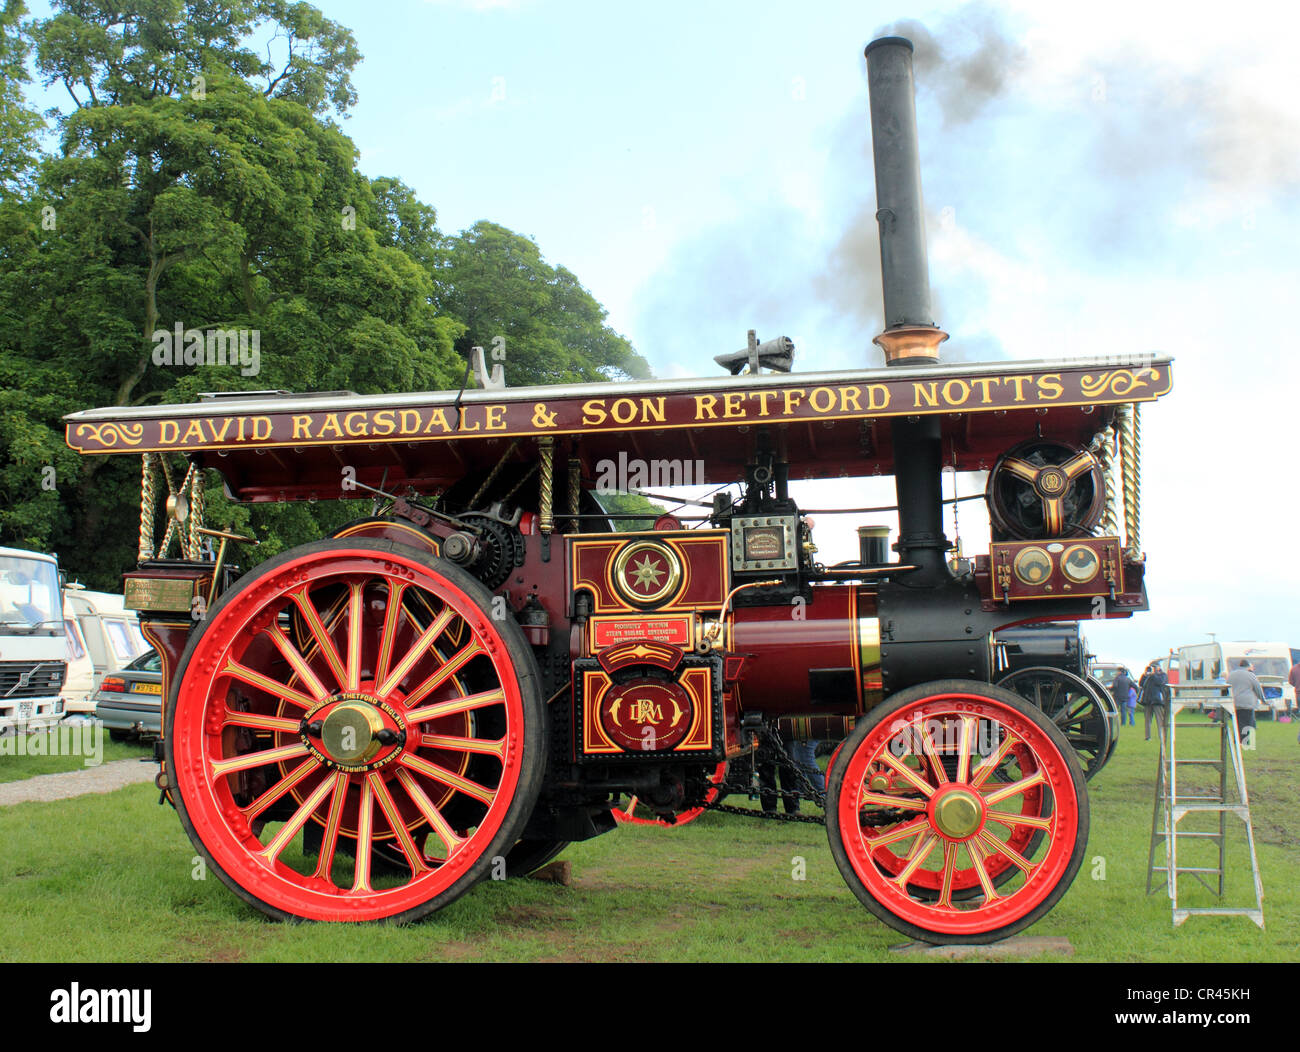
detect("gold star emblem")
(630, 554), (665, 592)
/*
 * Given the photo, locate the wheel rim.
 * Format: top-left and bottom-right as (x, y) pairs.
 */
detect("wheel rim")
(1085, 674), (1122, 764)
(998, 667), (1112, 779)
(837, 690), (1082, 938)
(169, 545), (532, 922)
(613, 761), (728, 827)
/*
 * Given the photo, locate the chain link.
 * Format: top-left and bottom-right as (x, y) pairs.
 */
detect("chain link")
(702, 723), (829, 825)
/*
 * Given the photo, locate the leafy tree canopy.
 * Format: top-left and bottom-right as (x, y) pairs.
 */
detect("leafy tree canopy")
(438, 221), (650, 387)
(0, 1), (655, 588)
(31, 0), (360, 115)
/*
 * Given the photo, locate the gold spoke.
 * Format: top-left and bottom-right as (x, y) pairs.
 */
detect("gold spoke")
(352, 774), (375, 893)
(969, 839), (1001, 902)
(977, 829), (1037, 874)
(394, 768), (465, 857)
(401, 753), (496, 807)
(210, 741), (310, 778)
(377, 607), (457, 697)
(346, 582), (364, 692)
(420, 733), (507, 761)
(987, 808), (1053, 831)
(311, 771), (351, 882)
(374, 581), (409, 690)
(956, 716), (977, 783)
(262, 626), (330, 702)
(242, 756), (320, 820)
(982, 769), (1047, 807)
(970, 732), (1017, 788)
(864, 815), (931, 850)
(858, 787), (927, 810)
(289, 590), (348, 690)
(397, 636), (482, 707)
(368, 772), (430, 875)
(221, 711), (303, 735)
(405, 687), (504, 725)
(893, 830), (939, 887)
(936, 841), (959, 908)
(879, 750), (937, 797)
(221, 659), (317, 710)
(257, 773), (336, 865)
(917, 722), (949, 785)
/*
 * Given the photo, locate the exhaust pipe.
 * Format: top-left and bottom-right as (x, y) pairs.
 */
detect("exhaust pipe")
(864, 36), (948, 365)
(864, 35), (950, 583)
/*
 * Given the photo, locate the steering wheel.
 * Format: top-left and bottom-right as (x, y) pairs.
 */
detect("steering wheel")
(986, 439), (1105, 540)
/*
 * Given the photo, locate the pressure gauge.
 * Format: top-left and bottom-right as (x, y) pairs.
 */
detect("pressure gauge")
(1012, 546), (1053, 586)
(1061, 544), (1100, 584)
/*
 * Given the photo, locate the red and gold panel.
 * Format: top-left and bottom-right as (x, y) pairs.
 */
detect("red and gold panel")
(989, 536), (1123, 602)
(574, 659), (722, 763)
(590, 614), (693, 651)
(570, 531), (729, 615)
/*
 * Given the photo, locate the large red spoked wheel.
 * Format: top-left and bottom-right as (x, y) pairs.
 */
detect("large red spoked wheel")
(826, 680), (1088, 944)
(165, 538), (545, 922)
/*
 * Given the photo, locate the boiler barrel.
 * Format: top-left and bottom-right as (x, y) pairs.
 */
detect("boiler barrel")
(730, 586), (881, 716)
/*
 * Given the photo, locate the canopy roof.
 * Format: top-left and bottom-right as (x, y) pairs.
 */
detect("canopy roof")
(65, 355), (1172, 503)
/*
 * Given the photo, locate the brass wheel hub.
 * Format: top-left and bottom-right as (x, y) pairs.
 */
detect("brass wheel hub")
(302, 692), (407, 772)
(931, 786), (984, 840)
(321, 701), (384, 764)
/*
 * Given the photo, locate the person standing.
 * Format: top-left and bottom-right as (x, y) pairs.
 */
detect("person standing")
(1288, 657), (1300, 718)
(789, 739), (826, 797)
(1125, 682), (1138, 727)
(1227, 658), (1265, 747)
(1139, 661), (1171, 741)
(1111, 666), (1133, 718)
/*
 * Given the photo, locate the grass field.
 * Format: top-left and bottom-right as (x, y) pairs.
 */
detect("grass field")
(0, 719), (1296, 962)
(0, 725), (146, 783)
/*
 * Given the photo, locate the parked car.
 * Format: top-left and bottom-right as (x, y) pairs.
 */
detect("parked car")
(62, 586), (151, 715)
(1090, 662), (1124, 693)
(93, 649), (162, 741)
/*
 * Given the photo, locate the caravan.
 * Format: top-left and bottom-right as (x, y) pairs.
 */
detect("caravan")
(0, 547), (68, 733)
(1177, 641), (1294, 718)
(62, 587), (150, 715)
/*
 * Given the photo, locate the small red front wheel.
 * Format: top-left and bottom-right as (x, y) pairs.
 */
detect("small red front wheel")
(826, 680), (1088, 945)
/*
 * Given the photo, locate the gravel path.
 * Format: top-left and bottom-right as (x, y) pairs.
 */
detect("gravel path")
(0, 759), (158, 806)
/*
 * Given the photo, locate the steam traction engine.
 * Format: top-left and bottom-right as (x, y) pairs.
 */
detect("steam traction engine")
(64, 38), (1171, 944)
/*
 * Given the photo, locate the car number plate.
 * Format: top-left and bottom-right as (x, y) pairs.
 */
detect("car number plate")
(18, 702), (33, 718)
(131, 683), (163, 695)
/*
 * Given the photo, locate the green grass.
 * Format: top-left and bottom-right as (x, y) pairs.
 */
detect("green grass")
(0, 727), (151, 783)
(0, 720), (1296, 962)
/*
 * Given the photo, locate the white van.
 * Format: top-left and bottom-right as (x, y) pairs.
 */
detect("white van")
(62, 586), (150, 715)
(0, 547), (68, 732)
(1177, 641), (1295, 718)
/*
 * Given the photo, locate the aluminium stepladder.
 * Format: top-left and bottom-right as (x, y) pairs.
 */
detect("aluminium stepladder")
(1145, 693), (1264, 928)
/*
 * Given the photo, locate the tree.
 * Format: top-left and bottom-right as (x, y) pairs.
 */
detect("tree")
(0, 0), (43, 192)
(31, 0), (359, 115)
(437, 221), (650, 387)
(0, 3), (653, 587)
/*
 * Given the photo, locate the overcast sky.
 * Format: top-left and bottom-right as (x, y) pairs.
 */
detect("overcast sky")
(31, 0), (1300, 671)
